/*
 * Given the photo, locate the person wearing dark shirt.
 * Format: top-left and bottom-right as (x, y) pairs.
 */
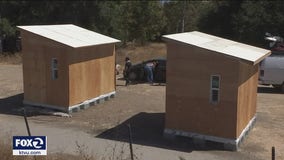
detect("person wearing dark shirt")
(124, 57), (132, 86)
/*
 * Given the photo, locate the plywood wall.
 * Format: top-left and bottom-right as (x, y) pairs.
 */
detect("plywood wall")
(236, 61), (258, 137)
(21, 31), (46, 103)
(21, 29), (116, 109)
(68, 44), (115, 106)
(165, 40), (240, 139)
(21, 30), (70, 109)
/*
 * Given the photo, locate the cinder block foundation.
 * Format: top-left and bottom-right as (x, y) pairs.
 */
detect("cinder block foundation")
(23, 91), (116, 113)
(164, 116), (256, 151)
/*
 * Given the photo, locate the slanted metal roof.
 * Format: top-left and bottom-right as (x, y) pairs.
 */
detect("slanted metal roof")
(163, 31), (271, 65)
(17, 24), (120, 48)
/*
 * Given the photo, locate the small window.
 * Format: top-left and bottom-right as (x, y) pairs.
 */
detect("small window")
(210, 75), (220, 104)
(51, 58), (58, 80)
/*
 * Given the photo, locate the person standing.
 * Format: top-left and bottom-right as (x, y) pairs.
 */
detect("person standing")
(124, 57), (132, 86)
(144, 61), (157, 84)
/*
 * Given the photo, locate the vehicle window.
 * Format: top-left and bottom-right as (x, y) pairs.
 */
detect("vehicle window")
(158, 60), (166, 66)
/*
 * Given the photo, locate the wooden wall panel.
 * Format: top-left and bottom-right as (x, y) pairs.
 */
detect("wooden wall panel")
(22, 31), (47, 103)
(69, 59), (101, 105)
(99, 52), (115, 94)
(236, 62), (258, 137)
(68, 44), (115, 106)
(20, 30), (70, 108)
(20, 29), (116, 109)
(165, 41), (240, 139)
(44, 45), (70, 107)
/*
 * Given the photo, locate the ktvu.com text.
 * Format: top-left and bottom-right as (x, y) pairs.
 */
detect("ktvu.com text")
(13, 136), (47, 155)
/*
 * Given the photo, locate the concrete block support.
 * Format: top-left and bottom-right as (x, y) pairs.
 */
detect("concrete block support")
(23, 91), (116, 114)
(163, 116), (256, 151)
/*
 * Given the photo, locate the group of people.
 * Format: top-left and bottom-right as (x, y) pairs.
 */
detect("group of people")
(123, 57), (157, 86)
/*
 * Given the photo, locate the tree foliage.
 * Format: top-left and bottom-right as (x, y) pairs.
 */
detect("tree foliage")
(233, 1), (284, 46)
(0, 17), (16, 53)
(1, 0), (284, 53)
(97, 1), (166, 45)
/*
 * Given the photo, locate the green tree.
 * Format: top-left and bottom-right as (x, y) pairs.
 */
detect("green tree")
(0, 18), (16, 53)
(97, 1), (166, 45)
(233, 1), (284, 47)
(0, 18), (15, 36)
(2, 0), (284, 52)
(163, 1), (209, 34)
(197, 1), (243, 40)
(118, 1), (166, 44)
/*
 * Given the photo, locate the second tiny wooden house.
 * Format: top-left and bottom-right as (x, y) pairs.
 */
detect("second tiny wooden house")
(163, 31), (271, 150)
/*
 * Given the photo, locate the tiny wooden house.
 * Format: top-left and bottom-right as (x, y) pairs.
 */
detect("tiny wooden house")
(18, 24), (120, 113)
(163, 31), (271, 149)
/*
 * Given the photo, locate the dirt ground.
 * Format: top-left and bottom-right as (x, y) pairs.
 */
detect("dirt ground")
(0, 43), (284, 160)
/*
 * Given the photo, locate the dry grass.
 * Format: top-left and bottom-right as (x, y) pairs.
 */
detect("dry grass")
(0, 53), (22, 64)
(116, 42), (166, 67)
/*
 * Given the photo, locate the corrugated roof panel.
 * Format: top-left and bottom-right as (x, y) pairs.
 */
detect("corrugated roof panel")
(163, 31), (271, 64)
(17, 24), (120, 48)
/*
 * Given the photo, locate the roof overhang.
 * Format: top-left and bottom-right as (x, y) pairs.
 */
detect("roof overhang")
(17, 24), (121, 48)
(163, 31), (271, 65)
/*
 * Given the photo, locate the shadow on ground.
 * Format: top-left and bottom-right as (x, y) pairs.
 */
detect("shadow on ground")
(117, 75), (166, 86)
(257, 86), (282, 94)
(97, 112), (226, 152)
(0, 93), (24, 116)
(0, 93), (52, 117)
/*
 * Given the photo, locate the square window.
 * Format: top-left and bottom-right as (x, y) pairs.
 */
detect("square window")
(211, 76), (220, 88)
(211, 89), (219, 102)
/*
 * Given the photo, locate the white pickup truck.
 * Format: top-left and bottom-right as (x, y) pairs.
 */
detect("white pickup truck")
(259, 54), (284, 92)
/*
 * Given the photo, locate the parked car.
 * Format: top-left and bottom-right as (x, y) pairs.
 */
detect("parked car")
(259, 54), (284, 92)
(124, 58), (166, 83)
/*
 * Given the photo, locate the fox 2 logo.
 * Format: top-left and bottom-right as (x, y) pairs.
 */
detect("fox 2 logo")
(13, 136), (46, 150)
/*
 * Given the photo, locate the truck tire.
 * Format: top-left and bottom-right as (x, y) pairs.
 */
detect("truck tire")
(281, 83), (284, 93)
(272, 84), (281, 89)
(128, 72), (137, 81)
